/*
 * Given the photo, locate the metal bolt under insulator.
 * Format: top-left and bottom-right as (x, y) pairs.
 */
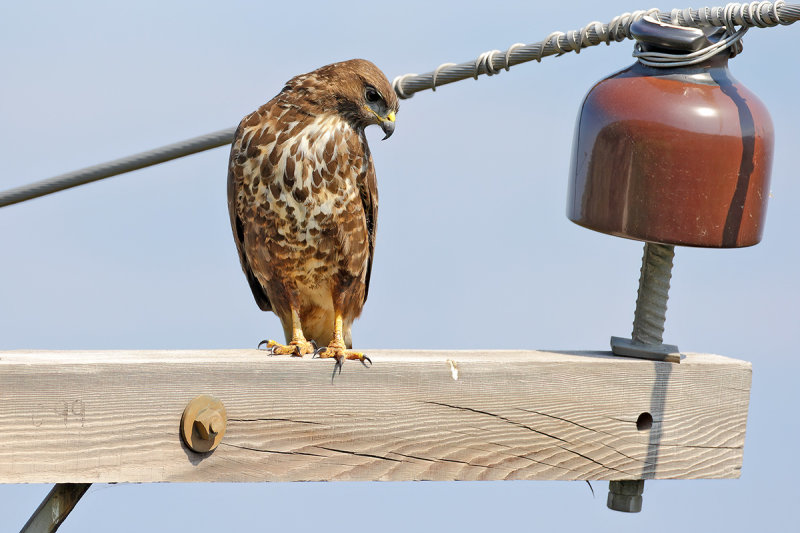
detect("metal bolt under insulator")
(611, 242), (680, 364)
(606, 242), (680, 514)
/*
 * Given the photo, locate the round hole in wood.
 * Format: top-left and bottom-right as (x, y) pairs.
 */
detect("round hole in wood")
(636, 412), (653, 431)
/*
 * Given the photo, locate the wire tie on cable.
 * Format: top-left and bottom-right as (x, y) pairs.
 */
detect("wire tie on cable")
(431, 63), (456, 91)
(391, 73), (418, 99)
(504, 43), (526, 69)
(545, 31), (567, 55)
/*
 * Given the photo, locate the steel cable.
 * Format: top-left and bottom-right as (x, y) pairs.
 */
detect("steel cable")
(1, 2), (797, 209)
(392, 1), (797, 97)
(0, 128), (235, 208)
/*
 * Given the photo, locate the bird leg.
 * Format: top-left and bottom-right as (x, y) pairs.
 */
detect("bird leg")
(258, 308), (316, 356)
(314, 313), (372, 371)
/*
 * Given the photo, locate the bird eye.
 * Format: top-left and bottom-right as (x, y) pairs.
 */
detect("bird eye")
(365, 87), (382, 103)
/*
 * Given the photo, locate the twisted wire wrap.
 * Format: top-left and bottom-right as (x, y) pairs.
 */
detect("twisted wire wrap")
(474, 50), (503, 78)
(635, 1), (793, 66)
(431, 63), (455, 91)
(391, 73), (418, 99)
(504, 43), (526, 69)
(392, 1), (798, 98)
(633, 17), (748, 66)
(631, 243), (676, 345)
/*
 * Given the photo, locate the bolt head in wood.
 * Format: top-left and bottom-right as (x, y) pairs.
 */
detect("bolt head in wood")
(180, 394), (227, 453)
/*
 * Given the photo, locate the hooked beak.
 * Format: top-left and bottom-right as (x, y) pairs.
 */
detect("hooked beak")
(380, 111), (396, 140)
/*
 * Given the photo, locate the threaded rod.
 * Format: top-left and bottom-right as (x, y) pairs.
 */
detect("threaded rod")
(631, 242), (675, 345)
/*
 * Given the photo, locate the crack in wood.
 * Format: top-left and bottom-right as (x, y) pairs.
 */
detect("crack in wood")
(658, 443), (741, 450)
(516, 407), (642, 463)
(485, 441), (575, 471)
(219, 442), (327, 458)
(315, 446), (403, 463)
(423, 401), (569, 443)
(423, 400), (635, 476)
(517, 407), (612, 436)
(388, 451), (495, 469)
(388, 446), (572, 472)
(228, 417), (327, 426)
(386, 451), (435, 463)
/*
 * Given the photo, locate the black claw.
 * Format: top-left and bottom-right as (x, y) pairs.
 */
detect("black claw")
(269, 345), (279, 356)
(257, 340), (269, 350)
(310, 339), (318, 351)
(330, 356), (344, 383)
(360, 355), (372, 368)
(313, 345), (328, 357)
(293, 344), (303, 357)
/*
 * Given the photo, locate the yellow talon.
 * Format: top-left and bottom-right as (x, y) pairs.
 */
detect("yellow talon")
(259, 338), (315, 356)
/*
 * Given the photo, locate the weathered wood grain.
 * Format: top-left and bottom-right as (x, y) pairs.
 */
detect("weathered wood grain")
(0, 350), (751, 483)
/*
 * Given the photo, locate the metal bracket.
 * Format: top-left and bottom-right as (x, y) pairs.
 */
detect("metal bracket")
(611, 336), (681, 363)
(21, 483), (91, 533)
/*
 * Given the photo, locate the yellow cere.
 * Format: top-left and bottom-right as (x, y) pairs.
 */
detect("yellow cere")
(365, 106), (395, 123)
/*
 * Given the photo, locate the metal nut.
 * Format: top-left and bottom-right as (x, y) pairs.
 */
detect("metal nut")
(607, 480), (644, 513)
(194, 408), (224, 440)
(180, 395), (227, 453)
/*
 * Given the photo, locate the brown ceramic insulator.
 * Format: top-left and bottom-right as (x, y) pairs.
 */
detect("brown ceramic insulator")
(567, 49), (774, 248)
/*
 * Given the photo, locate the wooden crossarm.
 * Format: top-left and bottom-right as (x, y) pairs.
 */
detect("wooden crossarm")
(0, 349), (751, 483)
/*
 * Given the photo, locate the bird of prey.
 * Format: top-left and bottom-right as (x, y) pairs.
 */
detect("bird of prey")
(227, 59), (398, 371)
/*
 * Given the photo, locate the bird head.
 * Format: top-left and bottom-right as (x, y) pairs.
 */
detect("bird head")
(306, 59), (398, 140)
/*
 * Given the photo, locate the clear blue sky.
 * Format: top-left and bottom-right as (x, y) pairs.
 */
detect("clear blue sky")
(1, 1), (798, 531)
